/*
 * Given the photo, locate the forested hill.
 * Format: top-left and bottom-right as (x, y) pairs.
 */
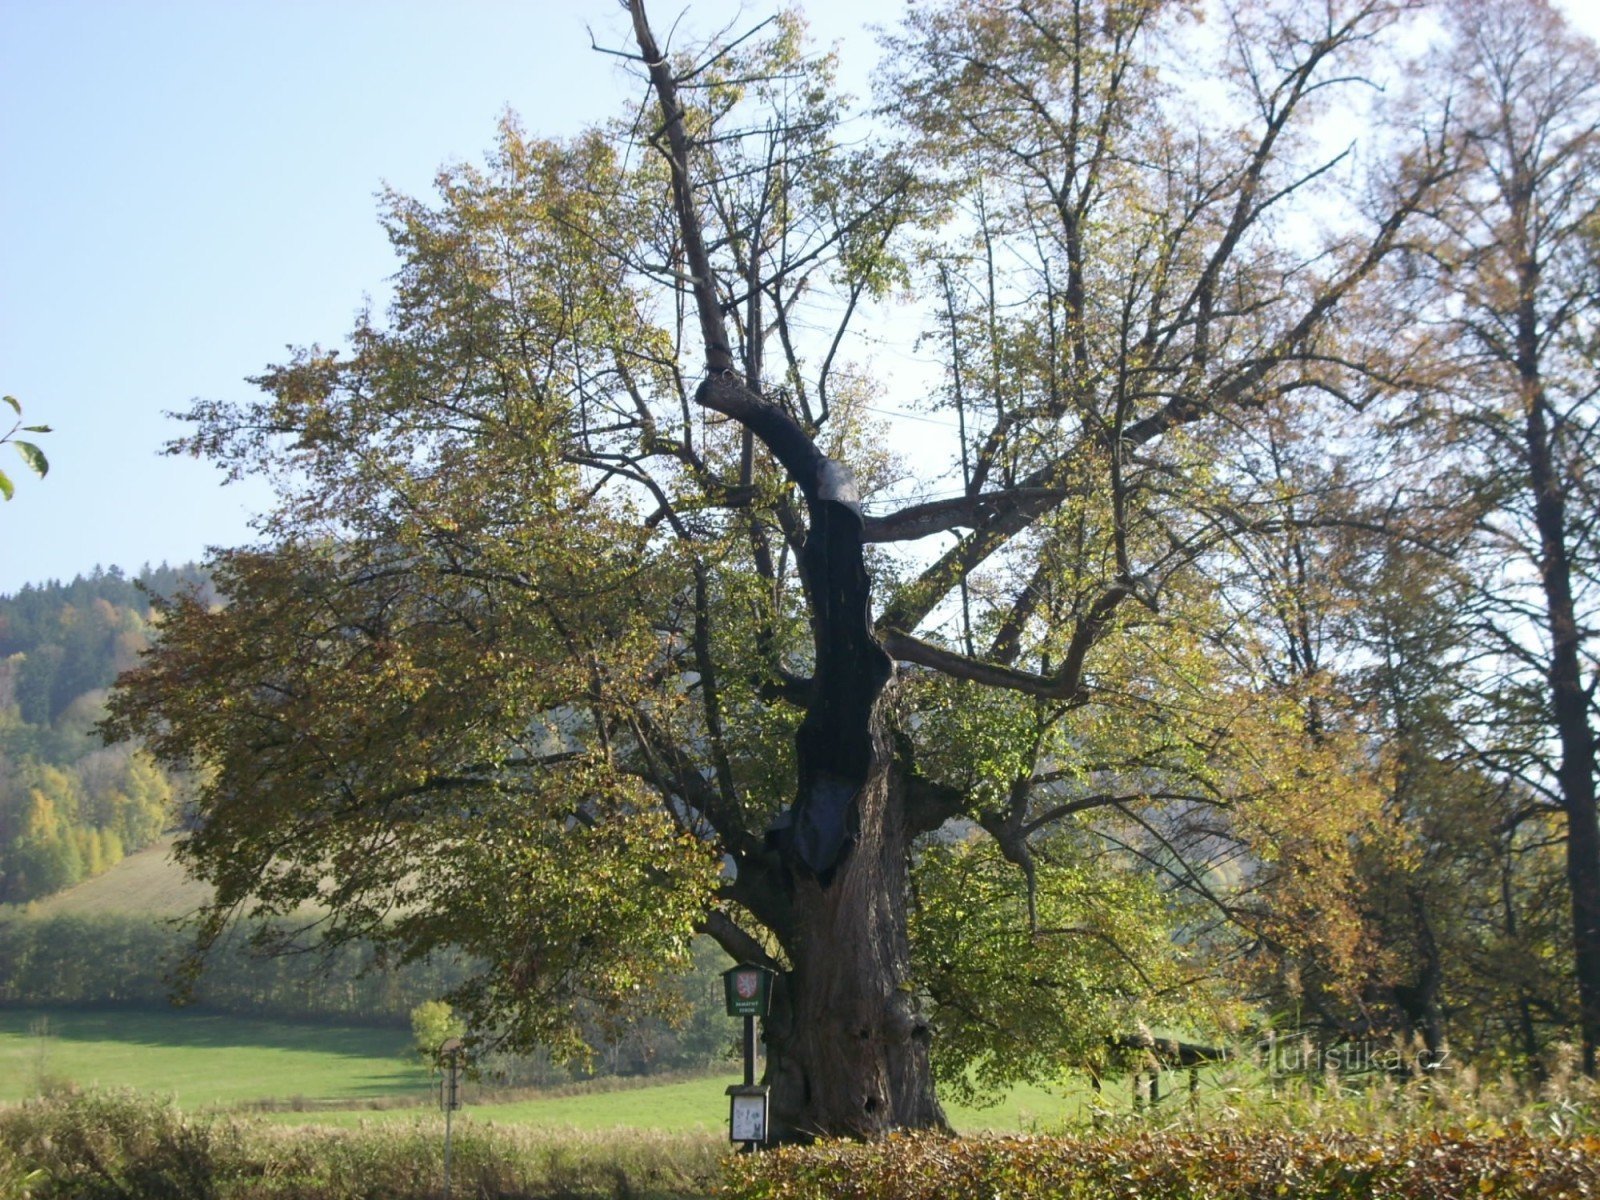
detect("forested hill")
(0, 565), (210, 903)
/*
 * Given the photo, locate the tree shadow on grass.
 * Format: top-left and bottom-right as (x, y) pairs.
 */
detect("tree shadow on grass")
(0, 1006), (424, 1103)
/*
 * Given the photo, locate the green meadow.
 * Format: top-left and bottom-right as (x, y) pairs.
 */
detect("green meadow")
(0, 1009), (424, 1110)
(251, 1074), (1099, 1134)
(0, 1006), (1107, 1133)
(1, 853), (1167, 1135)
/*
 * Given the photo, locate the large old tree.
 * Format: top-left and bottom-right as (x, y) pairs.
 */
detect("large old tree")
(111, 0), (1460, 1136)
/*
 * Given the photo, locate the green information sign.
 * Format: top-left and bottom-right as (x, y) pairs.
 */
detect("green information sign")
(722, 964), (774, 1017)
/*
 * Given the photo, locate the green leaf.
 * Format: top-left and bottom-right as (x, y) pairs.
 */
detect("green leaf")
(23, 425), (51, 433)
(13, 440), (48, 478)
(0, 469), (12, 501)
(2, 395), (18, 416)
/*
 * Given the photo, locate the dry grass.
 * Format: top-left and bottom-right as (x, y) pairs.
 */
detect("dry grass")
(14, 835), (209, 920)
(0, 1089), (726, 1199)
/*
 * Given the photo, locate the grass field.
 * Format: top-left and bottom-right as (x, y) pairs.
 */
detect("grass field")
(0, 1007), (1115, 1133)
(0, 1009), (425, 1109)
(15, 834), (211, 920)
(251, 1073), (1091, 1134)
(3, 854), (1136, 1135)
(252, 1074), (750, 1132)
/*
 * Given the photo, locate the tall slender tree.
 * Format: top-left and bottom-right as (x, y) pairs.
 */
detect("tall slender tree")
(1388, 0), (1600, 1072)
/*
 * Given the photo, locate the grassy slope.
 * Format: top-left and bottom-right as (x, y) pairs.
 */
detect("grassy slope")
(16, 834), (211, 919)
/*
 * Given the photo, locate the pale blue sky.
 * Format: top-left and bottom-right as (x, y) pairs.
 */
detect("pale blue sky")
(0, 0), (900, 592)
(3, 1), (1597, 593)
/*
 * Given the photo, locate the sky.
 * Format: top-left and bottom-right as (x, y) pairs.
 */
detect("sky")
(2, 0), (1598, 595)
(0, 0), (905, 593)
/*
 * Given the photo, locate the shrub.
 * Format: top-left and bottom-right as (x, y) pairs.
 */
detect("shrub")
(0, 1090), (724, 1199)
(0, 1090), (249, 1200)
(723, 1128), (1600, 1200)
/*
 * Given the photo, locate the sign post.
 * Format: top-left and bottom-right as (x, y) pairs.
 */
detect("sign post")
(721, 965), (775, 1148)
(438, 1036), (464, 1200)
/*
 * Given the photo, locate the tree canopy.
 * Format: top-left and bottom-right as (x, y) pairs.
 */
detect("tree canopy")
(108, 0), (1600, 1136)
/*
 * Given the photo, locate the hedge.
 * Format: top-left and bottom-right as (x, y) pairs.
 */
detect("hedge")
(723, 1128), (1600, 1200)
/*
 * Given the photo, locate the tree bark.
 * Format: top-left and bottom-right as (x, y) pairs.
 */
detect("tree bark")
(764, 760), (948, 1139)
(1518, 295), (1600, 1074)
(686, 383), (946, 1134)
(754, 407), (947, 1135)
(1565, 779), (1600, 1076)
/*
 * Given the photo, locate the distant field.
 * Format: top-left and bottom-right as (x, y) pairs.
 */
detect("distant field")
(15, 834), (210, 919)
(2, 855), (1166, 1133)
(256, 1074), (748, 1132)
(254, 1073), (1090, 1134)
(0, 1007), (1120, 1133)
(0, 824), (1247, 1143)
(0, 1009), (424, 1109)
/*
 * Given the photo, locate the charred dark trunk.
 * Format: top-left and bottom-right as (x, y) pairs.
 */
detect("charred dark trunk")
(627, 2), (948, 1130)
(763, 462), (946, 1136)
(781, 489), (892, 880)
(687, 378), (946, 1137)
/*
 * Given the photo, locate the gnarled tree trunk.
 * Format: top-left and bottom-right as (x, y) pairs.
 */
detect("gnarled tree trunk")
(765, 758), (947, 1139)
(741, 410), (947, 1137)
(627, 0), (948, 1134)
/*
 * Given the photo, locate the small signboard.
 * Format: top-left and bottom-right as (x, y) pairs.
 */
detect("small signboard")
(727, 1084), (770, 1144)
(439, 1037), (464, 1112)
(722, 965), (774, 1017)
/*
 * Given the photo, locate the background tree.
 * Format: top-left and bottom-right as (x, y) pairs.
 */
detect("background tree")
(1384, 0), (1600, 1073)
(410, 1000), (466, 1070)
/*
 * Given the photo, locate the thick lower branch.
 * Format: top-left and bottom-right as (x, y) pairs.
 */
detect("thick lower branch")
(903, 772), (968, 836)
(863, 487), (1071, 543)
(698, 909), (782, 973)
(876, 467), (1072, 632)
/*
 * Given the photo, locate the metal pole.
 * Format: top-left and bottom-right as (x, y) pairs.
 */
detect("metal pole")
(743, 1014), (756, 1087)
(443, 1098), (453, 1200)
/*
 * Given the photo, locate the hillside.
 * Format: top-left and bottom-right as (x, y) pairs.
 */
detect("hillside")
(16, 833), (210, 920)
(0, 565), (208, 904)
